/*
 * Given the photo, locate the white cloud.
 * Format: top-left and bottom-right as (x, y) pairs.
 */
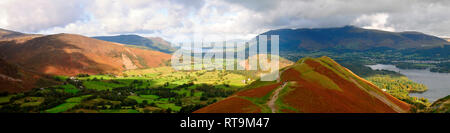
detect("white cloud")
(0, 0), (88, 32)
(1, 0), (450, 40)
(352, 13), (395, 32)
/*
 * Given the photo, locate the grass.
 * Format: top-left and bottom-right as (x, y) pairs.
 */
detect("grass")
(83, 81), (127, 90)
(293, 63), (341, 91)
(156, 103), (181, 112)
(21, 102), (43, 107)
(44, 95), (93, 113)
(139, 95), (159, 99)
(13, 97), (45, 107)
(64, 88), (80, 94)
(128, 95), (158, 104)
(65, 95), (92, 103)
(276, 82), (300, 113)
(55, 84), (79, 94)
(239, 85), (276, 113)
(53, 75), (68, 81)
(99, 109), (139, 113)
(0, 95), (14, 104)
(2, 65), (253, 113)
(44, 103), (79, 113)
(122, 67), (248, 89)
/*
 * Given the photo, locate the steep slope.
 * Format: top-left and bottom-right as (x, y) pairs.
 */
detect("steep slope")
(261, 26), (449, 51)
(195, 56), (410, 113)
(0, 58), (58, 93)
(427, 95), (450, 113)
(146, 37), (173, 50)
(93, 35), (176, 53)
(0, 33), (171, 76)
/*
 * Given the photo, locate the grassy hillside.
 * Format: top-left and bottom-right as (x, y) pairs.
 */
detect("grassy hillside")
(195, 56), (411, 113)
(426, 95), (450, 113)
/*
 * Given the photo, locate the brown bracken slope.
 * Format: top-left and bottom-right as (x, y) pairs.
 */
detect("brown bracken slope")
(0, 33), (171, 76)
(0, 58), (58, 93)
(195, 57), (411, 113)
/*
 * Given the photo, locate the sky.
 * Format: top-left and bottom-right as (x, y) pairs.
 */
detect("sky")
(1, 0), (450, 41)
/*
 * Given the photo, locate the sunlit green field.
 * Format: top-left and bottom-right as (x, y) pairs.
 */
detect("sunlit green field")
(0, 66), (251, 113)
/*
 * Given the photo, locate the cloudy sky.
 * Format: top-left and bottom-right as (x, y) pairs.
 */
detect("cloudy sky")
(1, 0), (450, 41)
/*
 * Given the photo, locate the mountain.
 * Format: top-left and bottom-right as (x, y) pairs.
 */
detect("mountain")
(0, 28), (24, 39)
(260, 26), (450, 52)
(0, 58), (58, 92)
(93, 35), (176, 53)
(0, 28), (41, 43)
(0, 33), (171, 76)
(444, 38), (450, 42)
(195, 56), (410, 113)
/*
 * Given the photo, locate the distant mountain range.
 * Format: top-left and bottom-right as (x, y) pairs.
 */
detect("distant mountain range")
(195, 57), (410, 113)
(0, 28), (42, 43)
(1, 26), (449, 93)
(93, 35), (176, 54)
(260, 26), (450, 52)
(444, 38), (450, 42)
(0, 28), (24, 39)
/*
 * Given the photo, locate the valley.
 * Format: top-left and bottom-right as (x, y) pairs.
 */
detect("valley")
(0, 27), (449, 113)
(0, 67), (249, 113)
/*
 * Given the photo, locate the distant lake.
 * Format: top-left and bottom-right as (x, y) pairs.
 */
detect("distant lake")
(367, 64), (450, 102)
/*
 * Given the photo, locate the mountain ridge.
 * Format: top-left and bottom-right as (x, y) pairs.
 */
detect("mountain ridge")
(93, 34), (176, 54)
(260, 26), (449, 51)
(195, 56), (410, 113)
(0, 32), (171, 76)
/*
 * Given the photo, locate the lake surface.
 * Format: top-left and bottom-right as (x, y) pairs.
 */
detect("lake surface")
(367, 64), (450, 102)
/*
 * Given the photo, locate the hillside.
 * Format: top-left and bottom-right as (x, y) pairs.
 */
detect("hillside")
(0, 28), (41, 43)
(195, 56), (410, 113)
(261, 26), (449, 52)
(93, 35), (176, 53)
(0, 28), (24, 39)
(0, 33), (171, 76)
(444, 38), (450, 42)
(0, 58), (57, 92)
(427, 95), (450, 113)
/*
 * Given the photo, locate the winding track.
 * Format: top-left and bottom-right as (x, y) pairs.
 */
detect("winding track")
(267, 82), (287, 113)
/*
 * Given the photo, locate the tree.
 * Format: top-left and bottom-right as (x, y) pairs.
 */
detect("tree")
(164, 82), (169, 87)
(122, 98), (138, 106)
(190, 89), (195, 97)
(142, 100), (148, 105)
(200, 96), (208, 101)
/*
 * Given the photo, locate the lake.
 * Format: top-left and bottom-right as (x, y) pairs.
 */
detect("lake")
(367, 64), (450, 102)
